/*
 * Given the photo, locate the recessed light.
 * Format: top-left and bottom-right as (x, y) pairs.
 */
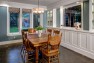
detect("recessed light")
(76, 1), (81, 4)
(0, 4), (9, 7)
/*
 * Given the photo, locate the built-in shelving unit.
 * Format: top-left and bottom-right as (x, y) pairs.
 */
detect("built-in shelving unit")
(47, 10), (53, 26)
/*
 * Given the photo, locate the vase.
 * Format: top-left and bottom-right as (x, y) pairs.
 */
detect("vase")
(38, 30), (42, 37)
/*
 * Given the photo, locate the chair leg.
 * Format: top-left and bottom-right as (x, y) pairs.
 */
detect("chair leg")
(48, 57), (50, 63)
(20, 45), (24, 54)
(21, 49), (26, 63)
(20, 45), (25, 57)
(20, 45), (26, 63)
(58, 55), (59, 63)
(26, 52), (28, 63)
(22, 51), (29, 63)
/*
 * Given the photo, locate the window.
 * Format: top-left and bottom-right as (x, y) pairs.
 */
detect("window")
(64, 5), (81, 27)
(8, 7), (33, 36)
(22, 9), (31, 29)
(33, 13), (40, 28)
(47, 10), (53, 26)
(9, 7), (20, 33)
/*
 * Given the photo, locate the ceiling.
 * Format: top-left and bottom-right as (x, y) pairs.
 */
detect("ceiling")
(5, 0), (62, 6)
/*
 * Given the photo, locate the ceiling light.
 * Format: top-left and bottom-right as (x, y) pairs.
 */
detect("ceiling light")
(32, 0), (45, 14)
(76, 1), (81, 4)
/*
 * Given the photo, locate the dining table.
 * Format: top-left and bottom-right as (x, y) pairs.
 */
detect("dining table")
(27, 33), (48, 63)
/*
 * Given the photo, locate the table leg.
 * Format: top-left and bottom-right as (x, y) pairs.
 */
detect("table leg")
(35, 47), (39, 63)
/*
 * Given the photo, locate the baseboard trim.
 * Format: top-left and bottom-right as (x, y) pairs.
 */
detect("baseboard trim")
(0, 39), (22, 45)
(60, 42), (94, 60)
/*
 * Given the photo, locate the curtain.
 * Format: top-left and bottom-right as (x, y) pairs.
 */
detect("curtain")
(22, 9), (31, 13)
(9, 7), (20, 13)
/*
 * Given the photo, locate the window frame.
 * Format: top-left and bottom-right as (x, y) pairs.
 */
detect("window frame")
(7, 7), (32, 36)
(22, 12), (31, 29)
(63, 3), (83, 29)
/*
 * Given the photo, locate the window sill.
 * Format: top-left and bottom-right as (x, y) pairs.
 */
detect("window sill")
(0, 39), (22, 45)
(7, 32), (21, 36)
(61, 27), (94, 34)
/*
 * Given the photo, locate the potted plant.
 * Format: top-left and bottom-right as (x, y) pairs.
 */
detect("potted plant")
(35, 26), (44, 37)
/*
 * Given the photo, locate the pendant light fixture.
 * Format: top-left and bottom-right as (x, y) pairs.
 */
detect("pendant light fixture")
(32, 0), (45, 14)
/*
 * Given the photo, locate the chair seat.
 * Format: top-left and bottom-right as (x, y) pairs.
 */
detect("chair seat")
(42, 49), (59, 56)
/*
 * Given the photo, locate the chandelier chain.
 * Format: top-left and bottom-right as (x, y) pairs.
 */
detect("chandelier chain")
(38, 0), (39, 9)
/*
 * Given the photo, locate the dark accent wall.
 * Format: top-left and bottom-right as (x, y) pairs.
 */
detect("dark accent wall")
(0, 6), (7, 41)
(83, 0), (89, 30)
(0, 6), (21, 42)
(43, 11), (47, 28)
(33, 14), (40, 28)
(56, 8), (60, 27)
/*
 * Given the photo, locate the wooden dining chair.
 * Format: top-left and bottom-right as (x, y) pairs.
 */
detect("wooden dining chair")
(28, 28), (36, 33)
(41, 33), (62, 63)
(53, 30), (60, 35)
(21, 29), (28, 55)
(21, 30), (35, 63)
(47, 29), (52, 35)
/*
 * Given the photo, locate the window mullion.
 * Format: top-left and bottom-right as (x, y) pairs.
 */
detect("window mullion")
(19, 8), (22, 34)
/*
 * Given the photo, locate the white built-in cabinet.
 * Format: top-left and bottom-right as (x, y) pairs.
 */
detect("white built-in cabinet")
(61, 28), (94, 59)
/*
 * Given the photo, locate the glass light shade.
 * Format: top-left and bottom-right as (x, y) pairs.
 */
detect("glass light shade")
(32, 8), (44, 13)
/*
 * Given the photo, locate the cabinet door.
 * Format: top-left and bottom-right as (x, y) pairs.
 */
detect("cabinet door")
(69, 31), (73, 44)
(80, 33), (87, 49)
(65, 30), (70, 43)
(72, 31), (78, 46)
(61, 30), (65, 42)
(90, 34), (94, 52)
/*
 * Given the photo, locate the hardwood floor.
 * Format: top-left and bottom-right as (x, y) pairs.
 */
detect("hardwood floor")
(0, 43), (94, 63)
